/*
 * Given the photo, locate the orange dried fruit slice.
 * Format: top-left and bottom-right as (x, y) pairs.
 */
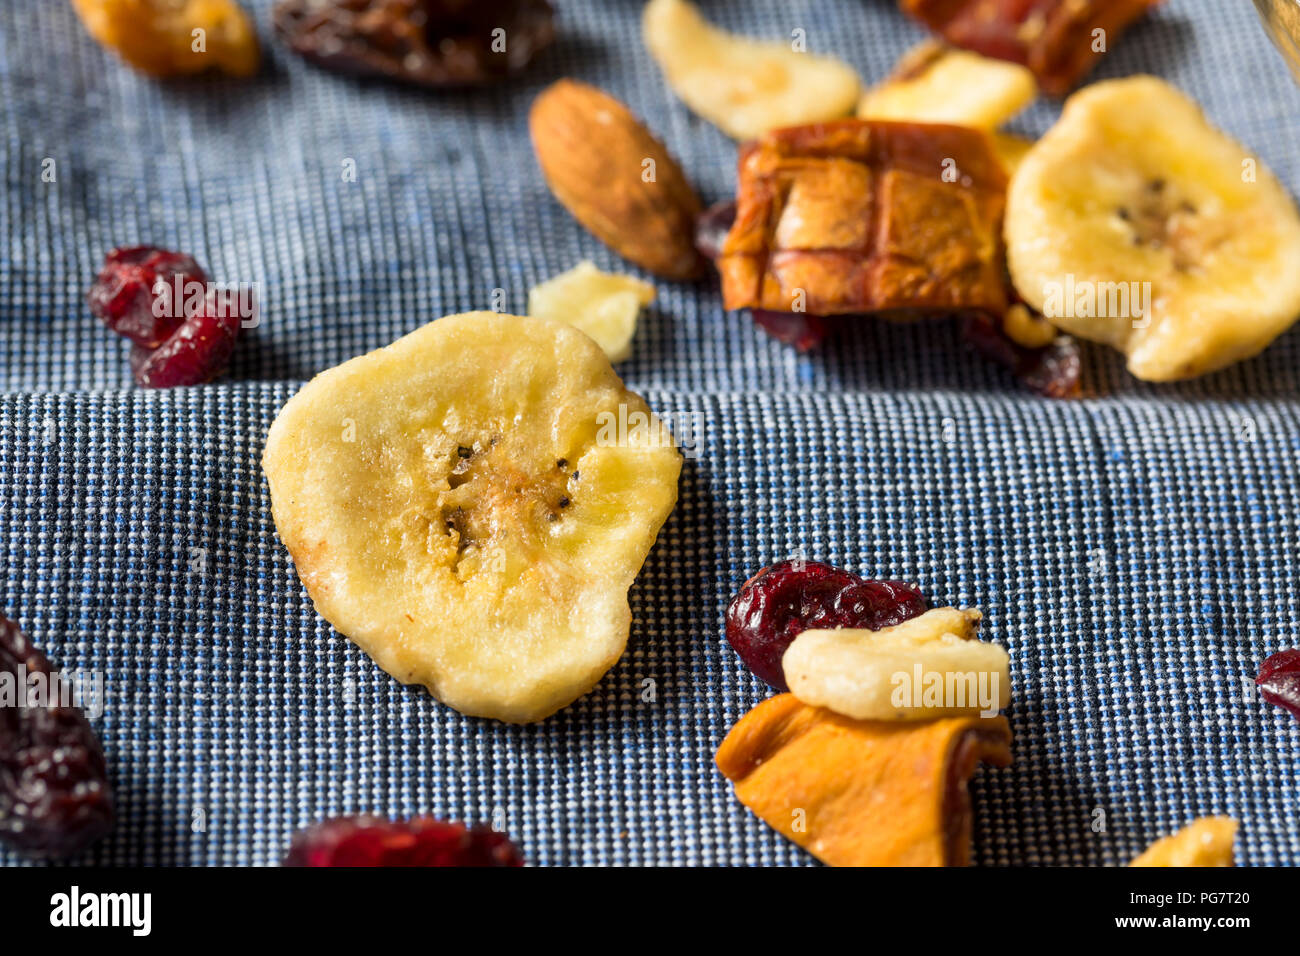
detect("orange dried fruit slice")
(716, 693), (1012, 866)
(1129, 817), (1238, 867)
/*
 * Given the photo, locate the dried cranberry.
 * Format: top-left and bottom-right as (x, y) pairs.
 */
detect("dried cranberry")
(751, 309), (831, 352)
(0, 613), (113, 859)
(1257, 649), (1300, 722)
(130, 293), (245, 389)
(273, 0), (555, 88)
(284, 815), (524, 867)
(961, 312), (1082, 398)
(87, 246), (208, 348)
(695, 200), (737, 262)
(726, 560), (927, 690)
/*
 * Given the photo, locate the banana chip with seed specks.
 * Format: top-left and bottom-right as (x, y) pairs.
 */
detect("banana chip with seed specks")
(263, 312), (681, 724)
(1006, 75), (1300, 381)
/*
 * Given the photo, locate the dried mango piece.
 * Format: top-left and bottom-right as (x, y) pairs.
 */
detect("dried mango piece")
(71, 0), (260, 78)
(717, 119), (1008, 317)
(716, 694), (1011, 866)
(899, 0), (1160, 96)
(1129, 817), (1238, 867)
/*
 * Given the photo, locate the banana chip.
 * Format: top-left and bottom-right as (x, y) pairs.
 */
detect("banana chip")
(642, 0), (860, 140)
(263, 312), (682, 723)
(857, 42), (1037, 129)
(1006, 76), (1300, 380)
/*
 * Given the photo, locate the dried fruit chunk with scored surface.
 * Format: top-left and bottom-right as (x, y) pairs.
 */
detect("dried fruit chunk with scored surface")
(528, 261), (655, 363)
(1129, 817), (1237, 867)
(0, 614), (114, 859)
(272, 0), (555, 88)
(642, 0), (860, 140)
(263, 312), (681, 724)
(71, 0), (260, 77)
(716, 694), (1011, 866)
(284, 816), (523, 866)
(899, 0), (1160, 95)
(531, 80), (704, 280)
(1005, 76), (1300, 381)
(783, 607), (1012, 721)
(857, 41), (1037, 129)
(718, 119), (1008, 317)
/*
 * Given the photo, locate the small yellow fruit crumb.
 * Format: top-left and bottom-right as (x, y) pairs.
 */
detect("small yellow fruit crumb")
(1129, 816), (1238, 867)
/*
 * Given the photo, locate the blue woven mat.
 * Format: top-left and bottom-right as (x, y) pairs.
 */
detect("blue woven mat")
(1, 0), (1298, 865)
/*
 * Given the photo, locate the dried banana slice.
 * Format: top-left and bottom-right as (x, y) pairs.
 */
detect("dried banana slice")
(71, 0), (260, 77)
(1130, 817), (1238, 867)
(857, 42), (1037, 129)
(642, 0), (860, 140)
(1006, 76), (1300, 381)
(716, 694), (1012, 866)
(784, 608), (1011, 720)
(263, 312), (682, 724)
(528, 261), (655, 363)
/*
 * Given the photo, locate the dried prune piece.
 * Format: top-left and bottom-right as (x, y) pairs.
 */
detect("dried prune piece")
(1257, 649), (1300, 722)
(0, 613), (113, 859)
(961, 311), (1081, 398)
(284, 815), (524, 866)
(726, 560), (927, 691)
(87, 246), (209, 349)
(273, 0), (556, 88)
(131, 295), (245, 388)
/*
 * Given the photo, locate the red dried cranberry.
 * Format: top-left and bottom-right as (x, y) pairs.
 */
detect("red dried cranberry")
(752, 309), (831, 352)
(1257, 649), (1300, 722)
(725, 560), (927, 690)
(960, 312), (1082, 398)
(284, 815), (524, 867)
(87, 246), (208, 348)
(695, 200), (737, 262)
(131, 293), (245, 389)
(0, 613), (113, 859)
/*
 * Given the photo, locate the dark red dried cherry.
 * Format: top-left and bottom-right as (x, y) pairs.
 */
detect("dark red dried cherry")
(87, 246), (208, 349)
(725, 560), (927, 690)
(1257, 649), (1300, 722)
(284, 815), (524, 867)
(0, 613), (113, 859)
(960, 312), (1082, 399)
(130, 296), (244, 389)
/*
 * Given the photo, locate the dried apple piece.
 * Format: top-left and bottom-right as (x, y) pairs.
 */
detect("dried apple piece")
(899, 0), (1160, 96)
(716, 694), (1011, 866)
(717, 119), (1008, 317)
(1129, 817), (1238, 867)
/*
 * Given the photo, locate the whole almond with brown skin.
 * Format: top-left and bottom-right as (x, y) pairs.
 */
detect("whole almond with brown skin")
(530, 79), (704, 280)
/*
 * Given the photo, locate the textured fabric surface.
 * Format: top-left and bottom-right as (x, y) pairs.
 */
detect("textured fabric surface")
(1, 0), (1298, 866)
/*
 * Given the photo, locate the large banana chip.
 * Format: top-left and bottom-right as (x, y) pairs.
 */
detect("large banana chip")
(263, 312), (682, 723)
(1006, 76), (1300, 381)
(642, 0), (860, 140)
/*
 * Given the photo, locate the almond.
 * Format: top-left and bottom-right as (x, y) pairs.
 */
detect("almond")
(529, 79), (703, 280)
